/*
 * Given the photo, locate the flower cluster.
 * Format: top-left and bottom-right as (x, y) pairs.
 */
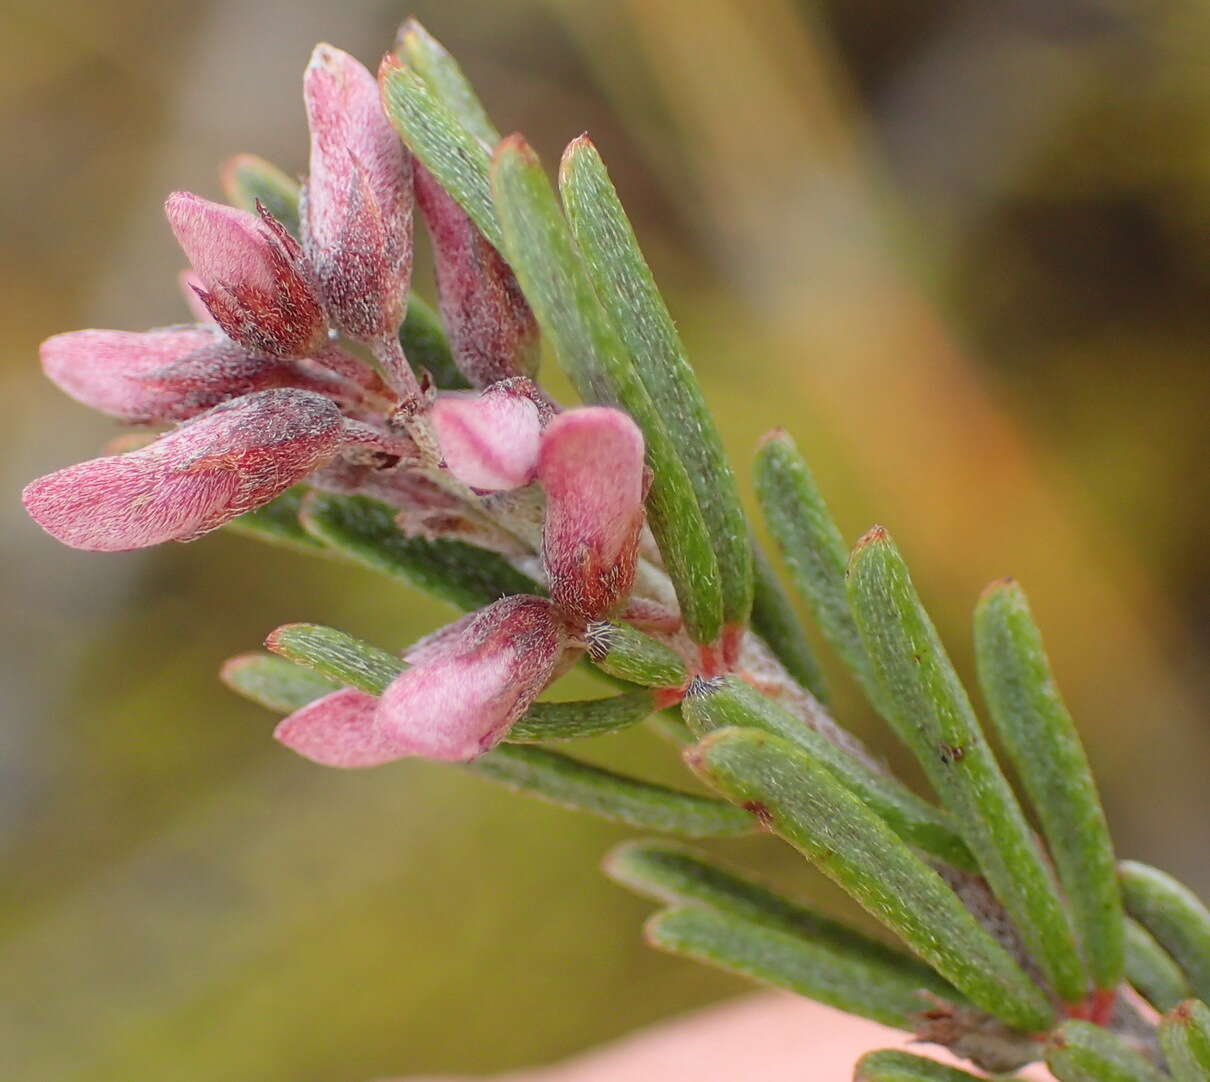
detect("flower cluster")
(22, 41), (654, 763)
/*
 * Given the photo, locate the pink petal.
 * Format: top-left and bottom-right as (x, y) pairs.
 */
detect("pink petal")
(414, 164), (538, 386)
(431, 389), (541, 490)
(165, 192), (327, 359)
(23, 389), (345, 551)
(274, 687), (400, 767)
(40, 325), (308, 423)
(376, 595), (565, 761)
(304, 44), (412, 342)
(536, 407), (646, 624)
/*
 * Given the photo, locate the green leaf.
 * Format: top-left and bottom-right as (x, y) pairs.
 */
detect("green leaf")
(688, 727), (1053, 1031)
(395, 19), (498, 146)
(586, 621), (687, 688)
(264, 623), (403, 694)
(380, 60), (500, 247)
(471, 745), (754, 838)
(507, 691), (659, 742)
(974, 577), (1124, 991)
(559, 136), (752, 628)
(750, 539), (829, 702)
(220, 652), (340, 713)
(681, 677), (974, 870)
(1126, 918), (1195, 1012)
(854, 1050), (991, 1082)
(847, 526), (1087, 1004)
(604, 840), (957, 998)
(1120, 861), (1210, 1002)
(1159, 1000), (1210, 1082)
(754, 431), (882, 709)
(1045, 1020), (1166, 1082)
(646, 905), (941, 1029)
(490, 135), (724, 643)
(300, 492), (540, 612)
(400, 293), (469, 389)
(220, 153), (301, 236)
(226, 486), (329, 554)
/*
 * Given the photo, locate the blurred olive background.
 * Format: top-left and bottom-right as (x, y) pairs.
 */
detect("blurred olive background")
(4, 0), (1210, 1079)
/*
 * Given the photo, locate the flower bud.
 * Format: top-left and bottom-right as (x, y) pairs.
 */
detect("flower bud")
(431, 385), (542, 490)
(39, 325), (325, 423)
(376, 595), (565, 761)
(537, 407), (646, 624)
(414, 164), (538, 386)
(274, 688), (392, 768)
(303, 43), (413, 344)
(165, 191), (328, 359)
(23, 389), (345, 551)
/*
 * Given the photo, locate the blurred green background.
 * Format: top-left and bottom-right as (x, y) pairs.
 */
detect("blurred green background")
(4, 0), (1210, 1078)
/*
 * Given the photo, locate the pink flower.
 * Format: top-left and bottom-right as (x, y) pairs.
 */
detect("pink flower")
(431, 384), (543, 490)
(22, 389), (346, 551)
(166, 192), (328, 359)
(303, 43), (413, 345)
(414, 164), (538, 386)
(274, 595), (567, 765)
(39, 325), (337, 423)
(536, 407), (646, 624)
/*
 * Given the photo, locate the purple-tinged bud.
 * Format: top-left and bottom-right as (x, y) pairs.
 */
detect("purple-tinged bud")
(40, 325), (332, 423)
(166, 191), (328, 359)
(23, 389), (345, 551)
(303, 43), (413, 345)
(273, 688), (396, 768)
(431, 386), (542, 490)
(536, 407), (646, 625)
(377, 595), (565, 761)
(414, 164), (538, 387)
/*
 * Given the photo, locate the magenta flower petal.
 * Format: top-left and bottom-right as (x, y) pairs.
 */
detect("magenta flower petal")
(303, 43), (412, 343)
(274, 687), (401, 768)
(23, 389), (345, 551)
(414, 164), (538, 386)
(39, 325), (314, 423)
(536, 407), (646, 624)
(376, 595), (565, 761)
(431, 388), (542, 490)
(166, 191), (328, 359)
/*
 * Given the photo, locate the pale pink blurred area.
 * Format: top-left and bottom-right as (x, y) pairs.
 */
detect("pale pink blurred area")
(398, 994), (1052, 1082)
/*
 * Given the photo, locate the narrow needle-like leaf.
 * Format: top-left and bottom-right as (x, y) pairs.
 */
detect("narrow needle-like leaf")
(227, 487), (329, 553)
(687, 727), (1054, 1031)
(854, 1050), (991, 1082)
(395, 19), (498, 146)
(646, 905), (940, 1029)
(975, 577), (1124, 991)
(682, 677), (974, 870)
(1045, 1020), (1166, 1082)
(754, 430), (882, 709)
(1126, 918), (1195, 1012)
(1120, 861), (1210, 1002)
(399, 293), (469, 389)
(560, 136), (752, 630)
(265, 623), (403, 693)
(586, 621), (687, 688)
(750, 539), (829, 702)
(379, 61), (500, 247)
(507, 690), (661, 742)
(1160, 999), (1210, 1082)
(605, 840), (957, 997)
(472, 745), (754, 837)
(490, 135), (723, 643)
(221, 153), (301, 236)
(300, 493), (540, 611)
(221, 652), (341, 713)
(847, 526), (1087, 1004)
